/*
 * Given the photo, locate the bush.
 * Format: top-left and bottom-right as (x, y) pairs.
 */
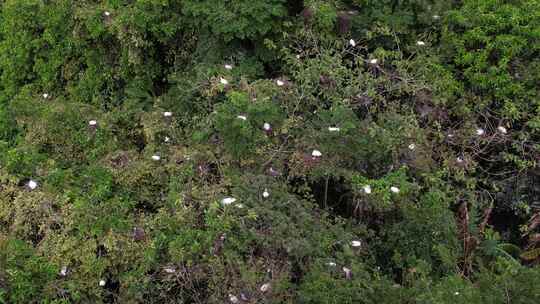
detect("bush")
(0, 0), (539, 303)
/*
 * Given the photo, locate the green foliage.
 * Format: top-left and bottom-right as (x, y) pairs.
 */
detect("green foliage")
(0, 0), (42, 102)
(298, 262), (401, 303)
(183, 0), (288, 41)
(442, 0), (540, 121)
(415, 263), (540, 303)
(0, 238), (57, 303)
(0, 105), (18, 144)
(351, 0), (453, 34)
(215, 91), (284, 158)
(0, 0), (539, 303)
(380, 189), (460, 277)
(351, 167), (417, 211)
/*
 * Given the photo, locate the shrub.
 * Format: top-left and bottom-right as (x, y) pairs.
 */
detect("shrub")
(0, 0), (539, 303)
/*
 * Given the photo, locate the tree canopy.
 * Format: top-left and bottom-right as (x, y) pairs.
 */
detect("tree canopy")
(0, 0), (539, 303)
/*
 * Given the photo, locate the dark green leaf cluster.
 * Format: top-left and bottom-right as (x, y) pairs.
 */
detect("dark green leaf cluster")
(0, 0), (539, 303)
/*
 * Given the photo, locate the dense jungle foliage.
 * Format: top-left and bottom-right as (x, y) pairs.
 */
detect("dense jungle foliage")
(0, 0), (539, 303)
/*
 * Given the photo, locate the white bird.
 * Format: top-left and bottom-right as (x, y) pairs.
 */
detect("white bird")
(237, 115), (247, 121)
(151, 155), (161, 161)
(476, 128), (485, 136)
(369, 59), (378, 64)
(163, 111), (173, 117)
(163, 267), (176, 273)
(351, 240), (362, 247)
(59, 266), (68, 276)
(260, 283), (271, 292)
(328, 127), (341, 132)
(296, 54), (301, 59)
(263, 189), (270, 198)
(229, 294), (239, 303)
(349, 39), (356, 47)
(416, 41), (426, 46)
(99, 279), (106, 287)
(456, 157), (464, 163)
(263, 122), (271, 131)
(390, 186), (400, 193)
(224, 64), (233, 70)
(326, 261), (337, 267)
(220, 78), (229, 85)
(88, 120), (97, 126)
(311, 150), (322, 157)
(164, 136), (170, 143)
(497, 126), (507, 134)
(408, 143), (416, 150)
(104, 11), (111, 16)
(342, 267), (352, 278)
(363, 185), (372, 194)
(276, 79), (285, 86)
(221, 197), (236, 205)
(28, 180), (38, 190)
(42, 93), (49, 99)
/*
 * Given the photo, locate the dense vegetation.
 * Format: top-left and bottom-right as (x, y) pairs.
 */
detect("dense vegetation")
(0, 0), (539, 303)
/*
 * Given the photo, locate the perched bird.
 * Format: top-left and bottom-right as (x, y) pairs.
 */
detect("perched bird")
(263, 122), (272, 135)
(59, 266), (68, 277)
(228, 294), (239, 303)
(363, 185), (372, 194)
(476, 128), (485, 136)
(28, 180), (38, 190)
(342, 267), (352, 280)
(221, 197), (237, 205)
(267, 167), (281, 177)
(260, 283), (271, 293)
